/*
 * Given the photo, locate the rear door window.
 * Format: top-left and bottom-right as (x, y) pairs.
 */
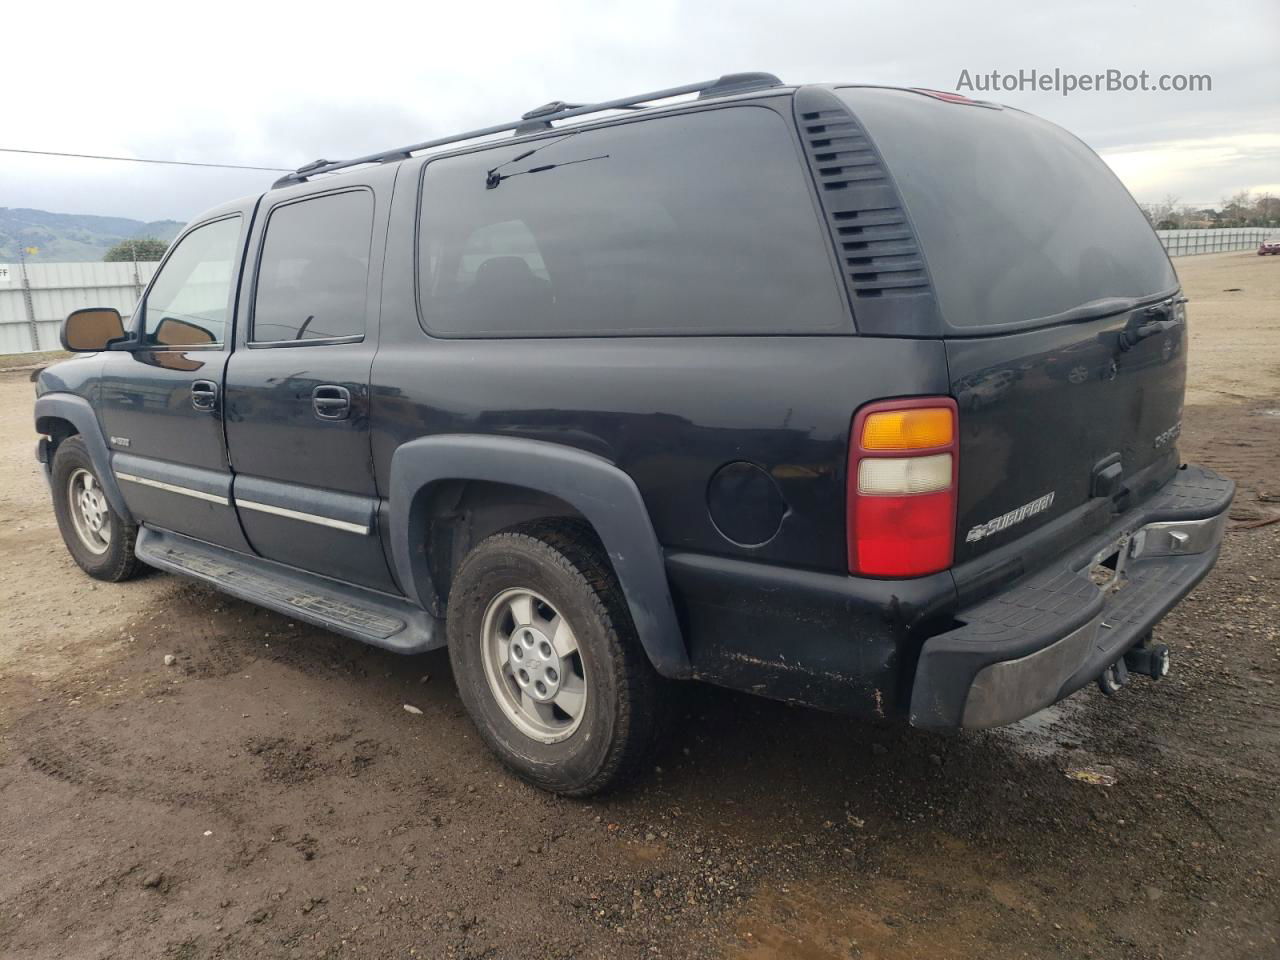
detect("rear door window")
(417, 106), (848, 337)
(837, 87), (1177, 330)
(252, 189), (374, 344)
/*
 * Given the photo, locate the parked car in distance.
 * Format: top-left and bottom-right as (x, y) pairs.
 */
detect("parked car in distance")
(1258, 234), (1280, 255)
(35, 74), (1233, 795)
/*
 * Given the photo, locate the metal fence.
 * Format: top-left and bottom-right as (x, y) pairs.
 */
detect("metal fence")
(1156, 228), (1273, 257)
(0, 260), (158, 355)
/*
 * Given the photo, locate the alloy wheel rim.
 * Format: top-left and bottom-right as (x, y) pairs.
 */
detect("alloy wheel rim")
(67, 467), (111, 555)
(480, 587), (588, 744)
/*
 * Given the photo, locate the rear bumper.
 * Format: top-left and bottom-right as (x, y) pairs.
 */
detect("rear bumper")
(909, 464), (1234, 728)
(667, 551), (954, 716)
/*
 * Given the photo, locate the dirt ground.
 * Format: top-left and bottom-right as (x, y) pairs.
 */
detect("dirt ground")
(1, 251), (1277, 960)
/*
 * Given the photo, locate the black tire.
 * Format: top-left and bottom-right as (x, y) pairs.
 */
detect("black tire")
(447, 522), (664, 796)
(50, 436), (141, 582)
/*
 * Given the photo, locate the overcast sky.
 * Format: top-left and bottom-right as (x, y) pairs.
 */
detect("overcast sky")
(4, 0), (1277, 224)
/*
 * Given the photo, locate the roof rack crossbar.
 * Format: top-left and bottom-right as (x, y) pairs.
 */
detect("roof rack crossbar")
(271, 73), (782, 188)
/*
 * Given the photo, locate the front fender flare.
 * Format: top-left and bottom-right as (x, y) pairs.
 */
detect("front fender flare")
(389, 435), (688, 678)
(33, 393), (134, 523)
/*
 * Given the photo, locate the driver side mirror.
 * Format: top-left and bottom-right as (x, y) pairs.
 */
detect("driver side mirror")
(61, 307), (128, 352)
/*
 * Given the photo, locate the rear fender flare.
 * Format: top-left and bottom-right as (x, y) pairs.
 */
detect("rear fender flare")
(34, 393), (134, 523)
(388, 435), (688, 678)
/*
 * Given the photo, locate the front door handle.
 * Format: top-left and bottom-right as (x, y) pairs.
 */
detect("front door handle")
(312, 384), (352, 421)
(191, 379), (219, 411)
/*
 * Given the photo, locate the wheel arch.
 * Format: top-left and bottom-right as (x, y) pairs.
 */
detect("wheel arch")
(388, 435), (689, 678)
(34, 393), (133, 523)
(413, 478), (587, 603)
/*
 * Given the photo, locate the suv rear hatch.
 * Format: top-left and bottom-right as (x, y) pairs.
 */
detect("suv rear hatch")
(834, 87), (1186, 570)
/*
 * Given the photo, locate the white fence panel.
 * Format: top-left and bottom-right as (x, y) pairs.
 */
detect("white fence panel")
(0, 260), (159, 354)
(1156, 228), (1272, 257)
(0, 321), (38, 354)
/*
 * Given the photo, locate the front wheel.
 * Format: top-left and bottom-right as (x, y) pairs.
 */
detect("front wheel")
(50, 436), (141, 582)
(446, 523), (664, 796)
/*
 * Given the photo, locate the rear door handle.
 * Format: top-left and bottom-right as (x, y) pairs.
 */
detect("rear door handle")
(1119, 318), (1179, 351)
(312, 385), (352, 421)
(1120, 298), (1186, 352)
(191, 379), (219, 411)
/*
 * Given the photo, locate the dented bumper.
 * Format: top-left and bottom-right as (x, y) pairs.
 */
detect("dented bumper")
(909, 464), (1234, 729)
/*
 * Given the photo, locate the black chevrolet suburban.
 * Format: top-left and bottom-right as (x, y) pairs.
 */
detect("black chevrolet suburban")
(35, 74), (1233, 795)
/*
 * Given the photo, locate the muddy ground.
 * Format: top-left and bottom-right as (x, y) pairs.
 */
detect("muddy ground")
(1, 251), (1277, 960)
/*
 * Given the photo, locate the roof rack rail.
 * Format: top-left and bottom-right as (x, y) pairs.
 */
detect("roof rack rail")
(271, 72), (783, 188)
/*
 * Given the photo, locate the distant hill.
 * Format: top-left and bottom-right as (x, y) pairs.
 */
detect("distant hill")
(0, 208), (184, 263)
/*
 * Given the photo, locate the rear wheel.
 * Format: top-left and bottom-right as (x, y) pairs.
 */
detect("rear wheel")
(50, 436), (141, 582)
(479, 586), (590, 743)
(447, 523), (663, 796)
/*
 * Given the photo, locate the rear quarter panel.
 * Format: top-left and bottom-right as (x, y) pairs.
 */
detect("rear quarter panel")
(368, 331), (951, 572)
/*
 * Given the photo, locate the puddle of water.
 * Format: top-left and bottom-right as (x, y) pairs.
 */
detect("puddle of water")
(993, 698), (1088, 759)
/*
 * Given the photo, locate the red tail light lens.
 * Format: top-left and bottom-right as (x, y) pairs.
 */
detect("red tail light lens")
(848, 397), (958, 577)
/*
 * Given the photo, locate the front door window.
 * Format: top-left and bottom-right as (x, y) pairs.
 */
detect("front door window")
(142, 216), (242, 347)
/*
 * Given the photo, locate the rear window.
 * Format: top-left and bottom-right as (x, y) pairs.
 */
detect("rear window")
(838, 88), (1177, 329)
(416, 106), (848, 337)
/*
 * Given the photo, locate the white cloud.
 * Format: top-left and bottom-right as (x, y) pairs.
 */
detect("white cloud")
(1101, 133), (1280, 205)
(5, 0), (1278, 220)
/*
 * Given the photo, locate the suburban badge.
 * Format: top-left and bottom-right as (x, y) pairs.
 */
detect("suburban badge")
(966, 492), (1056, 542)
(1154, 420), (1182, 449)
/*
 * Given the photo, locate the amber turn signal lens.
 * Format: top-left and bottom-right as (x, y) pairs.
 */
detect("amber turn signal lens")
(860, 407), (954, 450)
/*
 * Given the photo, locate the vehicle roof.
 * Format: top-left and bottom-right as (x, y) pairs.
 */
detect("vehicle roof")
(181, 80), (1012, 230)
(184, 80), (800, 228)
(289, 82), (800, 189)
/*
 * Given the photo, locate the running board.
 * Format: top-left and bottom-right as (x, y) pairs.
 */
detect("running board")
(135, 527), (442, 654)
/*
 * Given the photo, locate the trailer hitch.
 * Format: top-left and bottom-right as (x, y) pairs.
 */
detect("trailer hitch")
(1098, 635), (1171, 695)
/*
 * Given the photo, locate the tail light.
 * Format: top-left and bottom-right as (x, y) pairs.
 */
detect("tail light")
(847, 397), (958, 577)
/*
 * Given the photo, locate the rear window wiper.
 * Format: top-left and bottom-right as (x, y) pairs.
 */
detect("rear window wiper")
(484, 132), (609, 189)
(1042, 292), (1178, 326)
(485, 154), (610, 190)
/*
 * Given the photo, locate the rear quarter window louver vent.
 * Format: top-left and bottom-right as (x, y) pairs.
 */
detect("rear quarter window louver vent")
(794, 88), (943, 336)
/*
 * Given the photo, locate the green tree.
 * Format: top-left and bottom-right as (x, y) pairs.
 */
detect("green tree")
(103, 237), (168, 262)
